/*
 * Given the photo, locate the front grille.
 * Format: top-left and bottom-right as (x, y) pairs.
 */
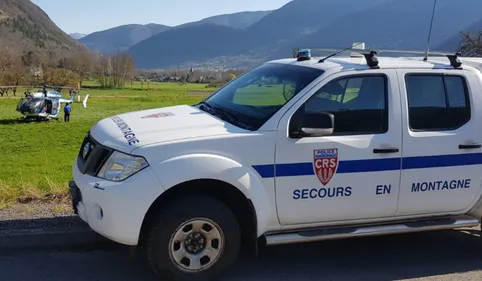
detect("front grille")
(77, 132), (113, 177)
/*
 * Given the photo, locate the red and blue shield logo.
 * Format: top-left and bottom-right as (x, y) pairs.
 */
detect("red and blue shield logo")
(313, 148), (338, 186)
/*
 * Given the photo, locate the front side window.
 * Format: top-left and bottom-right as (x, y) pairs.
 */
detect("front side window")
(201, 63), (324, 130)
(301, 75), (388, 135)
(405, 74), (471, 131)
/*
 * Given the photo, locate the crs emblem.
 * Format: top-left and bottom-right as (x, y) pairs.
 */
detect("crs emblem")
(313, 148), (339, 186)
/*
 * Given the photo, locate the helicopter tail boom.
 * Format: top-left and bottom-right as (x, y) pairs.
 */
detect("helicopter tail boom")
(82, 94), (89, 109)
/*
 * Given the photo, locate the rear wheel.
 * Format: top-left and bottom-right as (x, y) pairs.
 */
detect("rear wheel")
(145, 195), (241, 281)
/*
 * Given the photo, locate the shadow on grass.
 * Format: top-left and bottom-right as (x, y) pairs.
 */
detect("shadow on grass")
(0, 118), (58, 125)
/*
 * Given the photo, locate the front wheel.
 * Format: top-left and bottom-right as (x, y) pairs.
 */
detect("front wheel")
(145, 195), (241, 281)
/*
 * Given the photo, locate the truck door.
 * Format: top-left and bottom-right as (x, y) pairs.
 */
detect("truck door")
(274, 70), (403, 226)
(395, 69), (482, 216)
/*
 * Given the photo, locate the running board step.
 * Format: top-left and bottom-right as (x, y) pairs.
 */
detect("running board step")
(265, 216), (480, 246)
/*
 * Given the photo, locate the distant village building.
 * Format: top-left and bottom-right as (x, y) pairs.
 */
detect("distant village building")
(135, 75), (182, 82)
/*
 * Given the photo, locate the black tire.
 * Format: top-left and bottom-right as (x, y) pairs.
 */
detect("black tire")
(145, 194), (241, 281)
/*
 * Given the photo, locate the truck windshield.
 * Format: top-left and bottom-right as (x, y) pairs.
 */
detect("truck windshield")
(200, 63), (324, 130)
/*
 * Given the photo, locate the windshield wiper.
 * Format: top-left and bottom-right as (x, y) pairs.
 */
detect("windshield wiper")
(211, 106), (253, 130)
(198, 101), (253, 130)
(212, 106), (237, 123)
(198, 101), (213, 113)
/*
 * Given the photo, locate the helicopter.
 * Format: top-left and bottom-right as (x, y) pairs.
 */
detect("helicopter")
(16, 85), (89, 121)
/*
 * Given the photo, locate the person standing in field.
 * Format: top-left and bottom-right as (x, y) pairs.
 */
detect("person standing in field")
(64, 102), (72, 122)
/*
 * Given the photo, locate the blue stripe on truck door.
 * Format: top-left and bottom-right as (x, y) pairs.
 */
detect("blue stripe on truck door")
(252, 153), (482, 178)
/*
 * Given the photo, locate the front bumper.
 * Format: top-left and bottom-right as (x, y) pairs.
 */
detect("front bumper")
(69, 180), (81, 215)
(69, 160), (164, 246)
(69, 180), (91, 225)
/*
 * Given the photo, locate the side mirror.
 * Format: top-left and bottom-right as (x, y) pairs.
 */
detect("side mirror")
(298, 112), (334, 137)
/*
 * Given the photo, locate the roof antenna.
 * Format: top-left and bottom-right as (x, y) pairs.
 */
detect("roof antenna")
(423, 0), (438, 61)
(318, 42), (364, 63)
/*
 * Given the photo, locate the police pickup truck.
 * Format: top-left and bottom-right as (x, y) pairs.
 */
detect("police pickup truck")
(70, 48), (482, 281)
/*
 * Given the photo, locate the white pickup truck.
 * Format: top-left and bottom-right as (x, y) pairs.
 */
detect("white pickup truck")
(70, 48), (482, 281)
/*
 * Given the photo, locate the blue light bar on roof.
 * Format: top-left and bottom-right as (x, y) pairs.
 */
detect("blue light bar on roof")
(297, 49), (311, 61)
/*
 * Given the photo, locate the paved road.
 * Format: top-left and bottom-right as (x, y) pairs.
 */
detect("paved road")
(2, 228), (482, 281)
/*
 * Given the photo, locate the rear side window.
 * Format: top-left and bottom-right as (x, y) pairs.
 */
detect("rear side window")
(405, 74), (470, 131)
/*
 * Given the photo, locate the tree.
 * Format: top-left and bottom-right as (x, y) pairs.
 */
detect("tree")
(64, 51), (94, 87)
(111, 52), (136, 87)
(458, 29), (482, 57)
(94, 55), (111, 88)
(42, 68), (79, 87)
(2, 60), (26, 96)
(21, 51), (42, 68)
(0, 49), (27, 96)
(94, 52), (136, 88)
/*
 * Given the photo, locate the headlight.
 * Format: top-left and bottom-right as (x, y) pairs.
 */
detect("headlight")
(97, 151), (149, 181)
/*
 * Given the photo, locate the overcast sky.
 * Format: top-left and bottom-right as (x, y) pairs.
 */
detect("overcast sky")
(31, 0), (292, 34)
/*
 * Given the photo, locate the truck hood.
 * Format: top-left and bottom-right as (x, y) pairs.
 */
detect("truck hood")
(89, 105), (244, 153)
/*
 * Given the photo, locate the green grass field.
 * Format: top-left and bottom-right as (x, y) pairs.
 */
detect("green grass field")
(0, 80), (359, 206)
(0, 82), (212, 206)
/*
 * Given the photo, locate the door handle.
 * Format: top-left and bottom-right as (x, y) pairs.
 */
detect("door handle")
(459, 144), (481, 149)
(373, 148), (399, 154)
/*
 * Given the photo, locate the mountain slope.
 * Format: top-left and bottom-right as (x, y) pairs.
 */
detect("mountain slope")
(127, 0), (482, 69)
(260, 0), (482, 62)
(128, 0), (393, 69)
(270, 0), (482, 55)
(128, 24), (251, 69)
(246, 0), (393, 46)
(78, 23), (172, 54)
(438, 19), (482, 52)
(79, 10), (270, 55)
(0, 0), (90, 60)
(179, 10), (271, 30)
